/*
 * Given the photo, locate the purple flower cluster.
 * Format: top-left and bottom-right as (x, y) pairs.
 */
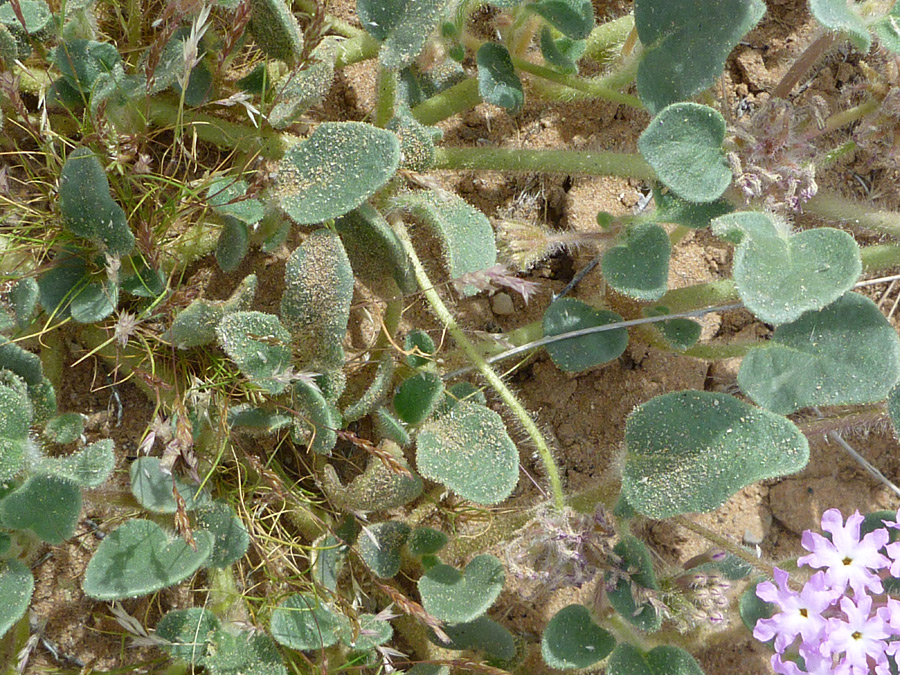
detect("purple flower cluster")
(754, 508), (900, 674)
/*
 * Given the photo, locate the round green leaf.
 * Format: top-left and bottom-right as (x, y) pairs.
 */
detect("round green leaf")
(476, 42), (524, 113)
(652, 187), (733, 229)
(216, 311), (292, 394)
(529, 0), (594, 40)
(607, 643), (704, 675)
(394, 371), (444, 424)
(156, 608), (221, 664)
(359, 521), (411, 578)
(276, 122), (400, 225)
(602, 223), (670, 301)
(130, 456), (209, 513)
(416, 402), (519, 505)
(0, 559), (33, 640)
(889, 384), (900, 439)
(357, 0), (444, 71)
(248, 0), (304, 64)
(215, 216), (250, 273)
(202, 629), (287, 675)
(407, 526), (448, 556)
(335, 203), (415, 295)
(404, 329), (435, 368)
(0, 474), (81, 544)
(542, 604), (615, 669)
(644, 306), (701, 351)
(622, 391), (809, 518)
(197, 500), (249, 568)
(638, 103), (731, 203)
(83, 519), (213, 600)
(542, 298), (628, 372)
(739, 292), (900, 414)
(43, 412), (84, 444)
(270, 593), (349, 651)
(635, 0), (765, 113)
(712, 211), (861, 324)
(809, 0), (871, 52)
(35, 438), (114, 488)
(435, 616), (516, 662)
(418, 554), (505, 623)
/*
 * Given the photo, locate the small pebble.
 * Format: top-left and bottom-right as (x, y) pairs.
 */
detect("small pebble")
(491, 292), (515, 315)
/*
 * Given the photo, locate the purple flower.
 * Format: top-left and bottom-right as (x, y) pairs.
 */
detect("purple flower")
(754, 568), (834, 652)
(826, 594), (889, 672)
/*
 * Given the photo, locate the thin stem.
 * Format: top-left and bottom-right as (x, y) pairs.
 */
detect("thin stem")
(392, 218), (566, 511)
(672, 515), (776, 579)
(374, 67), (397, 127)
(772, 31), (838, 99)
(816, 97), (880, 137)
(805, 190), (900, 238)
(511, 56), (643, 108)
(434, 146), (655, 180)
(410, 77), (482, 126)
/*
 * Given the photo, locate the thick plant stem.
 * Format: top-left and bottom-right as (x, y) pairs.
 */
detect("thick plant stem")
(410, 77), (482, 126)
(374, 67), (397, 127)
(434, 146), (655, 180)
(805, 190), (900, 238)
(392, 218), (566, 511)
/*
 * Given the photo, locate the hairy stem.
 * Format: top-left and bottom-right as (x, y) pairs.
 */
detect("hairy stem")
(772, 31), (838, 99)
(410, 77), (482, 126)
(374, 67), (397, 128)
(392, 218), (566, 511)
(805, 190), (900, 238)
(511, 56), (643, 108)
(672, 515), (776, 580)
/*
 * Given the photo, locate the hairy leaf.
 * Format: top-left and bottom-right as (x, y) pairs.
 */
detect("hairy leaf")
(418, 554), (505, 623)
(542, 605), (615, 669)
(542, 298), (628, 372)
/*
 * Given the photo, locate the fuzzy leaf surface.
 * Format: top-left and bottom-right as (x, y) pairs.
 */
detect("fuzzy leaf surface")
(622, 391), (809, 518)
(248, 0), (303, 64)
(712, 211), (861, 324)
(270, 593), (349, 650)
(276, 122), (400, 224)
(435, 616), (516, 661)
(207, 177), (265, 225)
(0, 474), (81, 544)
(130, 456), (209, 513)
(873, 3), (900, 53)
(201, 629), (287, 674)
(529, 0), (594, 39)
(542, 604), (615, 669)
(605, 535), (661, 631)
(635, 0), (765, 113)
(542, 298), (628, 372)
(35, 439), (114, 488)
(809, 0), (871, 51)
(357, 0), (443, 70)
(335, 203), (415, 295)
(607, 644), (704, 675)
(476, 42), (524, 112)
(359, 521), (410, 578)
(739, 292), (900, 414)
(216, 311), (292, 394)
(0, 560), (32, 639)
(337, 612), (393, 651)
(418, 554), (505, 623)
(215, 216), (250, 273)
(197, 501), (249, 568)
(394, 371), (444, 425)
(156, 608), (221, 664)
(602, 223), (670, 301)
(653, 187), (732, 228)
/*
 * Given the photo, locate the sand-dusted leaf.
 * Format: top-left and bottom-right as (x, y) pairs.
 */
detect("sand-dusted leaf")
(359, 520), (411, 578)
(165, 274), (257, 349)
(0, 0), (51, 36)
(197, 501), (249, 568)
(542, 604), (615, 669)
(335, 203), (415, 295)
(542, 298), (627, 372)
(653, 187), (733, 229)
(130, 456), (209, 513)
(407, 526), (447, 556)
(276, 122), (400, 225)
(712, 211), (860, 324)
(635, 0), (765, 113)
(269, 38), (339, 128)
(0, 338), (42, 386)
(321, 440), (423, 512)
(291, 379), (340, 455)
(35, 439), (114, 488)
(83, 520), (212, 600)
(270, 593), (349, 651)
(0, 474), (81, 544)
(809, 0), (870, 52)
(622, 391), (809, 518)
(873, 3), (900, 53)
(476, 42), (524, 112)
(394, 371), (443, 425)
(69, 276), (119, 324)
(416, 401), (518, 505)
(418, 554), (504, 623)
(602, 223), (670, 301)
(358, 0), (444, 71)
(59, 148), (133, 256)
(156, 608), (221, 664)
(396, 188), (497, 296)
(432, 616), (516, 661)
(43, 412), (85, 444)
(337, 613), (393, 651)
(10, 277), (38, 329)
(375, 406), (410, 446)
(121, 263), (166, 298)
(529, 0), (594, 39)
(388, 109), (441, 171)
(201, 628), (287, 674)
(0, 24), (17, 64)
(889, 385), (900, 440)
(638, 103), (731, 203)
(227, 404), (292, 434)
(207, 176), (265, 226)
(0, 373), (31, 481)
(216, 311), (292, 394)
(343, 353), (395, 423)
(281, 229), (353, 368)
(607, 644), (704, 675)
(215, 216), (250, 273)
(739, 292), (900, 414)
(407, 666), (450, 675)
(0, 559), (32, 640)
(605, 535), (661, 631)
(53, 39), (121, 98)
(248, 0), (303, 64)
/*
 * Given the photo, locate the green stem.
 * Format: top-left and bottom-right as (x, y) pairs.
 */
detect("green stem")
(816, 97), (879, 137)
(410, 77), (482, 126)
(334, 31), (382, 68)
(433, 146), (655, 180)
(672, 515), (776, 579)
(805, 190), (900, 238)
(294, 0), (363, 38)
(392, 218), (566, 511)
(585, 13), (635, 60)
(511, 56), (643, 108)
(374, 67), (397, 127)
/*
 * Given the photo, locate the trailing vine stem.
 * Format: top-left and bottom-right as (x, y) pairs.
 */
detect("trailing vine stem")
(391, 217), (567, 511)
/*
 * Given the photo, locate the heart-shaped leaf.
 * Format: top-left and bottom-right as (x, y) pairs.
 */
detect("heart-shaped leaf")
(156, 608), (221, 664)
(809, 0), (871, 52)
(35, 439), (114, 488)
(712, 211), (861, 324)
(605, 535), (661, 631)
(602, 223), (670, 301)
(476, 43), (524, 113)
(270, 593), (349, 651)
(83, 519), (213, 600)
(0, 474), (81, 544)
(542, 298), (628, 372)
(607, 644), (704, 675)
(542, 604), (615, 669)
(394, 371), (444, 424)
(359, 521), (411, 578)
(739, 292), (900, 414)
(276, 122), (400, 225)
(638, 103), (731, 203)
(433, 616), (516, 662)
(653, 187), (732, 229)
(529, 0), (594, 39)
(357, 0), (443, 71)
(622, 391), (809, 518)
(416, 402), (519, 505)
(0, 559), (32, 640)
(418, 554), (505, 623)
(635, 0), (765, 113)
(216, 311), (292, 394)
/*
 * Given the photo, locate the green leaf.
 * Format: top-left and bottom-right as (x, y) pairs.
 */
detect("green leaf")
(809, 0), (871, 52)
(207, 177), (265, 226)
(276, 122), (400, 225)
(335, 203), (416, 295)
(739, 580), (774, 633)
(622, 391), (809, 518)
(407, 526), (448, 556)
(712, 211), (861, 324)
(435, 381), (487, 417)
(873, 4), (900, 53)
(404, 329), (435, 368)
(435, 616), (516, 661)
(130, 456), (209, 514)
(397, 187), (498, 296)
(248, 0), (304, 64)
(407, 666), (450, 675)
(197, 501), (249, 568)
(416, 401), (519, 505)
(542, 298), (628, 372)
(607, 644), (705, 675)
(605, 536), (661, 632)
(165, 275), (257, 350)
(0, 474), (81, 544)
(653, 187), (733, 229)
(0, 0), (51, 36)
(156, 608), (221, 664)
(43, 412), (85, 444)
(59, 147), (134, 256)
(635, 0), (765, 113)
(291, 379), (340, 455)
(542, 604), (615, 669)
(476, 42), (524, 112)
(83, 519), (213, 600)
(739, 292), (900, 414)
(338, 612), (394, 651)
(69, 276), (119, 324)
(638, 103), (731, 203)
(357, 0), (444, 71)
(359, 521), (410, 578)
(343, 353), (396, 423)
(388, 109), (441, 171)
(201, 629), (287, 675)
(53, 40), (121, 98)
(375, 407), (410, 447)
(0, 559), (33, 639)
(418, 554), (505, 623)
(216, 311), (292, 394)
(215, 216), (250, 273)
(227, 404), (292, 434)
(539, 26), (586, 74)
(644, 306), (701, 351)
(35, 439), (114, 488)
(10, 277), (39, 329)
(529, 0), (594, 40)
(121, 263), (166, 298)
(602, 223), (670, 301)
(0, 338), (43, 386)
(321, 441), (423, 512)
(394, 371), (444, 424)
(889, 384), (900, 440)
(270, 593), (349, 651)
(269, 37), (339, 128)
